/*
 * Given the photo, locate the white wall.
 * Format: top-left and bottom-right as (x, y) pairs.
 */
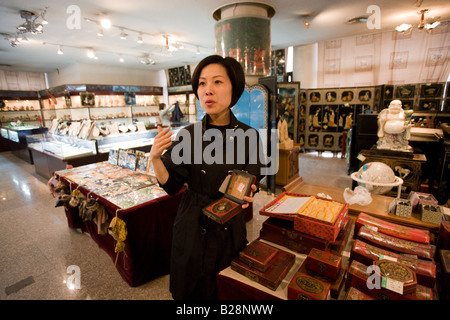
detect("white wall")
(292, 43), (318, 89)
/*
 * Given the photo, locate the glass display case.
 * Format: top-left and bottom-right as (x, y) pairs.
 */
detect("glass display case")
(96, 129), (158, 154)
(26, 133), (97, 160)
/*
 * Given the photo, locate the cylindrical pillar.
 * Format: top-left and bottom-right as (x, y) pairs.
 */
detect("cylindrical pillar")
(213, 2), (275, 84)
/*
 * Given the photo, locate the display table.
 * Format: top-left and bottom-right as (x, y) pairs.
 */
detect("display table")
(217, 238), (350, 300)
(54, 164), (184, 287)
(283, 176), (441, 235)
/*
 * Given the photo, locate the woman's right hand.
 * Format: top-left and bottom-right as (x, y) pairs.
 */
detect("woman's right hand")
(149, 126), (173, 160)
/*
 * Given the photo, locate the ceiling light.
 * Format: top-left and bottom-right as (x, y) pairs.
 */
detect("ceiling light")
(119, 56), (124, 63)
(395, 23), (412, 32)
(100, 18), (112, 29)
(120, 30), (128, 40)
(87, 48), (96, 59)
(97, 28), (104, 37)
(396, 8), (441, 34)
(57, 45), (63, 55)
(303, 19), (310, 29)
(15, 8), (48, 36)
(137, 34), (143, 43)
(196, 47), (200, 55)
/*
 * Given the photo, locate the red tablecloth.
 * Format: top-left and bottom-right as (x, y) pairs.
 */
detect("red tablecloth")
(57, 172), (184, 287)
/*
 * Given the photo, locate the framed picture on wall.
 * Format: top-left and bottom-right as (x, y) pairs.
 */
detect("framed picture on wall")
(395, 85), (416, 99)
(420, 83), (443, 98)
(277, 82), (300, 143)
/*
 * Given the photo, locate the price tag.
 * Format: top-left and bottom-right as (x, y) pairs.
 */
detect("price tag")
(364, 224), (378, 232)
(381, 277), (403, 295)
(379, 254), (397, 262)
(357, 153), (366, 162)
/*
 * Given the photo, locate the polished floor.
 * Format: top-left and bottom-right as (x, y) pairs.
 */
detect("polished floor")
(0, 150), (351, 300)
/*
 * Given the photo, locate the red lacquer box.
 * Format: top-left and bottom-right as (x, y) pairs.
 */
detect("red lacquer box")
(230, 247), (295, 291)
(344, 287), (375, 300)
(259, 217), (329, 254)
(203, 170), (255, 224)
(350, 239), (436, 288)
(305, 248), (342, 281)
(238, 239), (279, 272)
(297, 259), (345, 299)
(373, 260), (417, 295)
(346, 260), (432, 300)
(288, 273), (331, 300)
(356, 226), (434, 260)
(259, 192), (348, 242)
(355, 212), (431, 244)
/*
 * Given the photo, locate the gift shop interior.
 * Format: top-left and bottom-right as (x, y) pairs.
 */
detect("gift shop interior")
(1, 0), (450, 302)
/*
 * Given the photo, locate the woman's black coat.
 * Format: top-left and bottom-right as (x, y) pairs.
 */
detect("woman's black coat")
(159, 111), (264, 300)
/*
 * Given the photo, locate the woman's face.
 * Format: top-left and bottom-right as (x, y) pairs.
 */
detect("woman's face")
(197, 63), (232, 118)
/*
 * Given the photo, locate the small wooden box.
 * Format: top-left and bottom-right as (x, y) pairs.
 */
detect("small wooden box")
(420, 204), (443, 225)
(305, 248), (342, 281)
(202, 170), (255, 224)
(238, 240), (279, 272)
(288, 273), (331, 300)
(231, 247), (295, 291)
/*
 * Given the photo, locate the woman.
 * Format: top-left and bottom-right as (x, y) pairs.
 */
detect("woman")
(159, 102), (175, 127)
(149, 55), (264, 300)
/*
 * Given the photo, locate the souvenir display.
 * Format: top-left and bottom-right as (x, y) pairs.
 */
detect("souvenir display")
(230, 246), (295, 291)
(350, 239), (436, 288)
(238, 240), (279, 273)
(108, 185), (167, 209)
(356, 226), (434, 260)
(355, 212), (431, 244)
(202, 170), (256, 224)
(260, 192), (348, 242)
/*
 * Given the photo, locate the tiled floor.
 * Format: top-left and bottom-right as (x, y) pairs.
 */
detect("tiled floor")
(0, 150), (351, 300)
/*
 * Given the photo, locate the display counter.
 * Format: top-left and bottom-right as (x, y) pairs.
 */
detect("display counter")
(53, 161), (184, 287)
(27, 133), (101, 179)
(0, 125), (47, 163)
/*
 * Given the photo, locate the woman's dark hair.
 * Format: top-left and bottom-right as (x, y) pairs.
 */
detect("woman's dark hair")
(159, 103), (166, 110)
(191, 55), (245, 108)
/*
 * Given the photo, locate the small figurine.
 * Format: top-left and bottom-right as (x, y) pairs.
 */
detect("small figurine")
(376, 100), (413, 152)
